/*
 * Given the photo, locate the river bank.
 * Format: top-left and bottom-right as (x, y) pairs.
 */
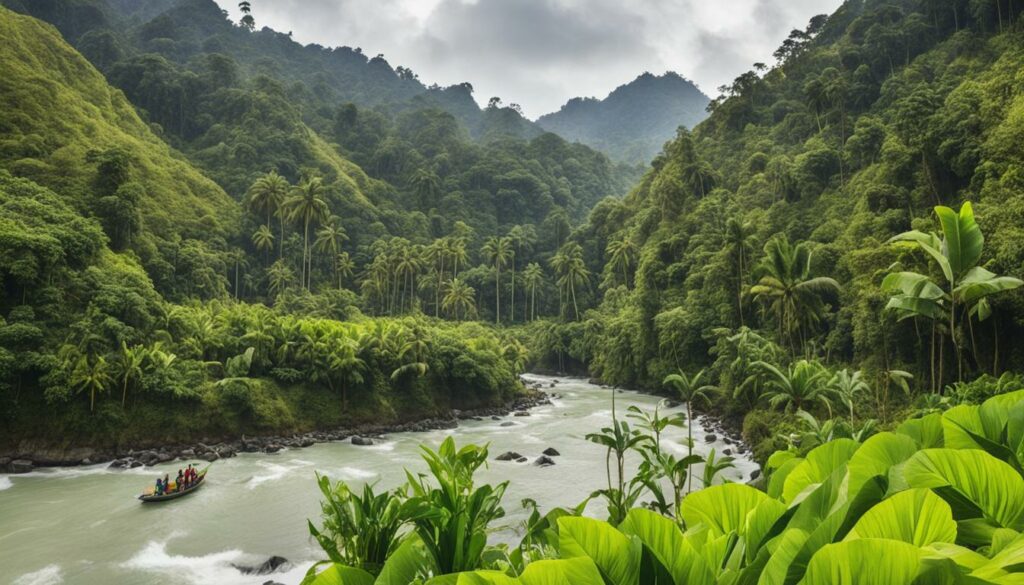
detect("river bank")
(0, 381), (551, 473)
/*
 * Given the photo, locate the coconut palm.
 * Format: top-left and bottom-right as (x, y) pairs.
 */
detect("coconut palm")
(447, 237), (468, 279)
(314, 219), (349, 288)
(754, 359), (833, 415)
(605, 235), (636, 288)
(251, 224), (275, 261)
(442, 279), (475, 321)
(409, 168), (442, 209)
(551, 241), (589, 321)
(71, 353), (111, 413)
(284, 177), (330, 290)
(662, 369), (716, 491)
(113, 342), (146, 408)
(507, 225), (536, 322)
(246, 171), (289, 257)
(724, 218), (756, 326)
(481, 236), (513, 324)
(750, 235), (840, 353)
(521, 262), (543, 321)
(267, 259), (295, 296)
(335, 252), (355, 289)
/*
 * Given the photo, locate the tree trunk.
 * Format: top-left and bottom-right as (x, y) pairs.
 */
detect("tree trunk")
(495, 266), (501, 325)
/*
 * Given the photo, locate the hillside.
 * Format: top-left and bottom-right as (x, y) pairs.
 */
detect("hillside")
(539, 0), (1024, 402)
(537, 72), (710, 164)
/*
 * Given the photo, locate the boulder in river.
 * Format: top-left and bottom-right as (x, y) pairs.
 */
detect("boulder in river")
(516, 457), (528, 463)
(534, 455), (556, 467)
(499, 422), (516, 427)
(724, 449), (733, 456)
(496, 451), (522, 461)
(10, 459), (33, 474)
(750, 469), (762, 481)
(704, 434), (717, 443)
(351, 436), (374, 446)
(513, 411), (530, 417)
(542, 448), (560, 457)
(234, 556), (291, 575)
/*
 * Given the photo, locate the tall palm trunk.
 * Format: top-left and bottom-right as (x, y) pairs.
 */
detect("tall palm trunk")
(495, 266), (501, 324)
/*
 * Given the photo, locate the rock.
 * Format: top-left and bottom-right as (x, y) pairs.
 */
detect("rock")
(542, 448), (560, 457)
(516, 457), (528, 463)
(179, 449), (195, 459)
(513, 411), (530, 417)
(200, 452), (220, 462)
(553, 379), (560, 383)
(129, 460), (143, 468)
(108, 459), (128, 469)
(496, 451), (522, 461)
(156, 451), (174, 463)
(499, 422), (516, 427)
(750, 469), (762, 481)
(234, 556), (291, 576)
(264, 444), (282, 454)
(217, 445), (237, 458)
(10, 459), (33, 474)
(549, 383), (556, 388)
(351, 436), (374, 446)
(665, 399), (681, 408)
(534, 455), (556, 467)
(491, 416), (501, 421)
(299, 438), (315, 448)
(704, 434), (717, 443)
(723, 449), (733, 456)
(262, 582), (286, 585)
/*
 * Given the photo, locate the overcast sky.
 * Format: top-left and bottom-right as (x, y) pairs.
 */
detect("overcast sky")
(217, 0), (842, 119)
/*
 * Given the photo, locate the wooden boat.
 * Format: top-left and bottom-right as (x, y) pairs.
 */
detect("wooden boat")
(138, 465), (209, 502)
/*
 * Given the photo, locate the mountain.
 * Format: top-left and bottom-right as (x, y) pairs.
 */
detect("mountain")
(537, 72), (710, 164)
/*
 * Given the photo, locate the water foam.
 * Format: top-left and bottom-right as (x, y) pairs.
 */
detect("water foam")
(121, 538), (310, 585)
(12, 564), (62, 585)
(0, 476), (12, 491)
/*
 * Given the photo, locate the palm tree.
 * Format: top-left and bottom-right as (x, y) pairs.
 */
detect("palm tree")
(885, 202), (1022, 382)
(551, 241), (590, 321)
(605, 235), (636, 288)
(284, 177), (330, 290)
(113, 342), (145, 408)
(442, 279), (476, 321)
(335, 252), (355, 289)
(828, 368), (869, 421)
(724, 218), (755, 326)
(246, 171), (289, 257)
(71, 353), (111, 413)
(251, 225), (275, 262)
(409, 168), (442, 209)
(662, 369), (716, 491)
(314, 219), (349, 288)
(521, 263), (543, 321)
(682, 160), (718, 198)
(447, 237), (469, 279)
(267, 259), (295, 296)
(754, 359), (834, 415)
(507, 225), (537, 322)
(481, 236), (513, 324)
(750, 235), (840, 354)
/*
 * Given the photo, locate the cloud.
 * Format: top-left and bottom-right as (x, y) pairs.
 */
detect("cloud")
(217, 0), (842, 118)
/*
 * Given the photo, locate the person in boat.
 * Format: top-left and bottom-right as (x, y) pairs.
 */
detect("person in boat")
(155, 478), (164, 496)
(164, 473), (170, 492)
(176, 469), (184, 492)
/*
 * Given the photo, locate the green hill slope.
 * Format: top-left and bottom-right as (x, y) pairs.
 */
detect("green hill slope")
(0, 5), (237, 244)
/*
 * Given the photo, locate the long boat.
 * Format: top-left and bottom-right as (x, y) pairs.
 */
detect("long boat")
(138, 465), (209, 502)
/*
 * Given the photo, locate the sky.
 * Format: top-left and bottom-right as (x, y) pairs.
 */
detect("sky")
(217, 0), (843, 119)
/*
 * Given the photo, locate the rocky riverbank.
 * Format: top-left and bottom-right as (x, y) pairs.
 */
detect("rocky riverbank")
(0, 382), (551, 474)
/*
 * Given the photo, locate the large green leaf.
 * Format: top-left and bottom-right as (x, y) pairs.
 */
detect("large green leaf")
(618, 508), (715, 585)
(745, 498), (790, 561)
(425, 572), (519, 585)
(558, 516), (640, 585)
(935, 202), (983, 280)
(846, 432), (919, 494)
(375, 536), (433, 585)
(306, 565), (376, 585)
(517, 558), (606, 585)
(799, 538), (924, 585)
(903, 449), (1024, 530)
(897, 413), (945, 448)
(954, 267), (1023, 304)
(882, 272), (946, 299)
(846, 489), (957, 546)
(782, 439), (859, 503)
(681, 483), (775, 538)
(768, 457), (803, 500)
(759, 529), (811, 585)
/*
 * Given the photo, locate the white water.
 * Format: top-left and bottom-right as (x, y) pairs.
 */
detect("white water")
(0, 376), (756, 584)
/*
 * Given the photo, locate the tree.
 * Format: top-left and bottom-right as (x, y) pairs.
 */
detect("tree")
(886, 202), (1022, 381)
(724, 219), (755, 326)
(662, 369), (716, 492)
(252, 224), (275, 261)
(335, 252), (355, 290)
(521, 263), (543, 321)
(71, 353), (111, 412)
(315, 219), (349, 289)
(238, 1), (255, 30)
(507, 225), (536, 323)
(606, 235), (636, 289)
(442, 279), (476, 321)
(247, 171), (289, 257)
(113, 342), (145, 407)
(550, 241), (590, 321)
(828, 369), (869, 421)
(754, 359), (833, 415)
(481, 236), (512, 324)
(750, 235), (840, 353)
(410, 169), (442, 209)
(285, 177), (330, 290)
(267, 259), (295, 296)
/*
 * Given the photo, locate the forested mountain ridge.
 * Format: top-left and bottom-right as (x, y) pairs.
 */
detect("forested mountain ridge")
(538, 71), (711, 164)
(537, 0), (1024, 420)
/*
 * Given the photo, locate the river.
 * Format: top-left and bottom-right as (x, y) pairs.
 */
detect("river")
(0, 375), (757, 585)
